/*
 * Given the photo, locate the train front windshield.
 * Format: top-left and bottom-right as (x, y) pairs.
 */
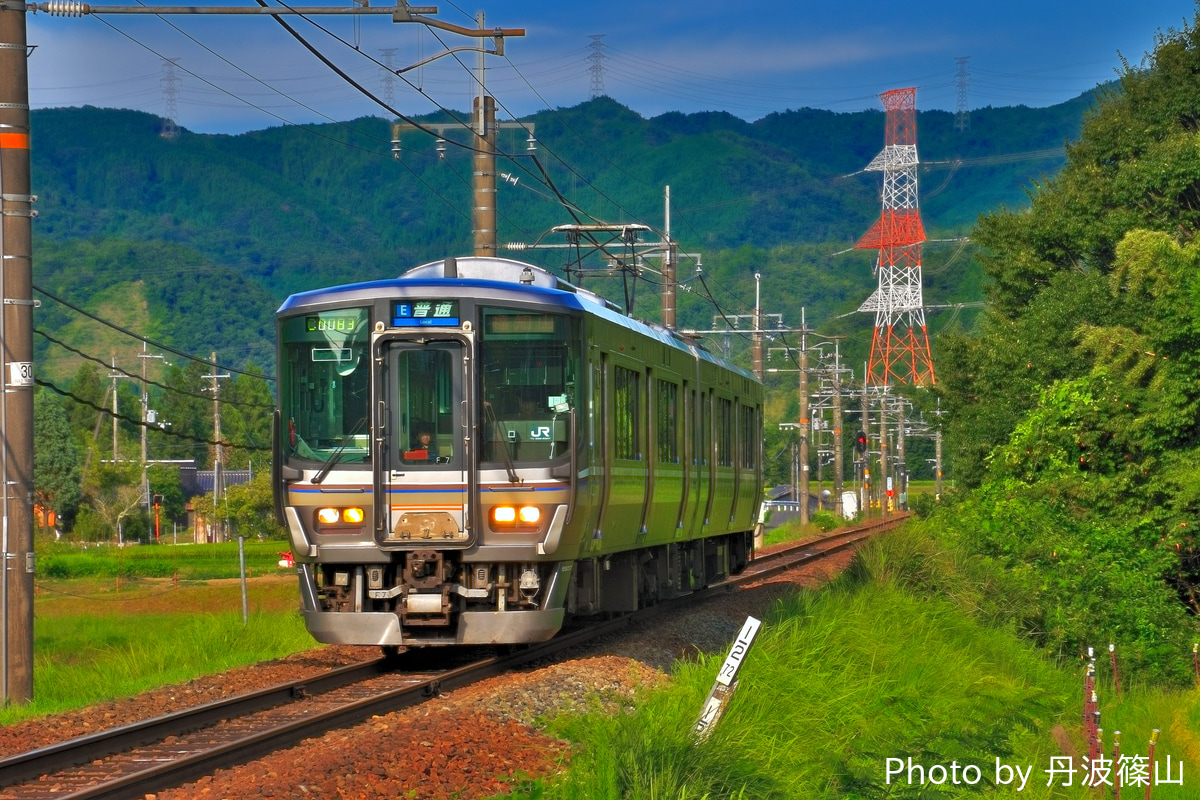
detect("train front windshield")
(280, 309), (371, 463)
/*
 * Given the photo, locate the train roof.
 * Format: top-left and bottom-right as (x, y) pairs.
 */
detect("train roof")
(278, 257), (757, 383)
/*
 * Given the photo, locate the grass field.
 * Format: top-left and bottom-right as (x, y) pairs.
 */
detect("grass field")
(0, 541), (316, 726)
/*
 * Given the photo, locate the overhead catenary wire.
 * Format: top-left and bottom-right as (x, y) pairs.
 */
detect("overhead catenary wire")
(280, 4), (634, 234)
(83, 12), (477, 226)
(78, 3), (694, 293)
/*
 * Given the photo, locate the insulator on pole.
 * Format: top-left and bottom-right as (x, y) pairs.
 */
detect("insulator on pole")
(37, 1), (90, 15)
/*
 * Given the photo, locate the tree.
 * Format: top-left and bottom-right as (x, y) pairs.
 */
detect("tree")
(33, 388), (82, 532)
(82, 459), (144, 544)
(945, 15), (1200, 484)
(221, 363), (274, 473)
(191, 472), (285, 541)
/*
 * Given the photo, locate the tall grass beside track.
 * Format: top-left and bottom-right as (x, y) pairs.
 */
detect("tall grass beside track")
(4, 609), (314, 725)
(0, 540), (315, 726)
(502, 523), (1199, 799)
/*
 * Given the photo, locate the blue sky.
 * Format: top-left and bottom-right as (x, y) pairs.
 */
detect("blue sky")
(24, 0), (1199, 134)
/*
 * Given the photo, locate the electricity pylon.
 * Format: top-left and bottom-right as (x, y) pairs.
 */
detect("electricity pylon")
(854, 87), (936, 388)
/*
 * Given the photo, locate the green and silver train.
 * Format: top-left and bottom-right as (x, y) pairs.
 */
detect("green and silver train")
(273, 257), (763, 650)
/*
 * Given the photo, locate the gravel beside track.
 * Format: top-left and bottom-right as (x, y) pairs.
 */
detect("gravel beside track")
(0, 545), (855, 799)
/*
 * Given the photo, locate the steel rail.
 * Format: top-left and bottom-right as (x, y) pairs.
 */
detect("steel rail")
(0, 656), (401, 788)
(0, 514), (904, 799)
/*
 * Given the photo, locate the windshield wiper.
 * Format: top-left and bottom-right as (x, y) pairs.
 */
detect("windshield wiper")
(483, 401), (522, 484)
(312, 416), (366, 485)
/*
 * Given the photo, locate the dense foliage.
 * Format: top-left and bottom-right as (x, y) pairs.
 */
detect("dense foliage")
(936, 15), (1200, 681)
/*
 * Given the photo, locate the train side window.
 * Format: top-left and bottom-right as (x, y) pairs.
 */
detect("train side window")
(656, 378), (679, 463)
(613, 365), (641, 461)
(717, 397), (734, 467)
(740, 403), (757, 468)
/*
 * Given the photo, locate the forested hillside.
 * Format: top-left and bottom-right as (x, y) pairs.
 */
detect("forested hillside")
(27, 92), (1089, 378)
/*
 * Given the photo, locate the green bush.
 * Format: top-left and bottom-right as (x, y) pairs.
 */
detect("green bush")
(810, 510), (842, 532)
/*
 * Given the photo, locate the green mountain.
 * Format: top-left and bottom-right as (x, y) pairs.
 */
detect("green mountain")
(27, 92), (1096, 380)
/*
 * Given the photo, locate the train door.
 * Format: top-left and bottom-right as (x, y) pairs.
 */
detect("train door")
(582, 352), (608, 550)
(679, 383), (700, 535)
(374, 337), (473, 545)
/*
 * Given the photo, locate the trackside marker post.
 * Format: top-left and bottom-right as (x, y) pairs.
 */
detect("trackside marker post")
(693, 616), (761, 742)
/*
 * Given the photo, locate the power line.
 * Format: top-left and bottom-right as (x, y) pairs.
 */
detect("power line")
(33, 285), (274, 381)
(35, 378), (270, 452)
(35, 329), (275, 409)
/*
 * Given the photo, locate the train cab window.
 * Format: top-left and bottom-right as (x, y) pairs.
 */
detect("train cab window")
(279, 309), (371, 464)
(479, 309), (580, 464)
(390, 346), (459, 467)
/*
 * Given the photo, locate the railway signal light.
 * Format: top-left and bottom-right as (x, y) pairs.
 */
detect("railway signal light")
(855, 431), (868, 453)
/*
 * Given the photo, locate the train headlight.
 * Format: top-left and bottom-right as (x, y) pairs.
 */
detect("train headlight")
(489, 505), (541, 529)
(315, 507), (366, 528)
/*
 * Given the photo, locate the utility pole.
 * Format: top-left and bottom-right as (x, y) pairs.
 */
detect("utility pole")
(860, 372), (870, 518)
(896, 397), (907, 510)
(207, 353), (230, 543)
(0, 1), (35, 704)
(831, 343), (845, 519)
(661, 186), (677, 330)
(879, 392), (890, 516)
(933, 398), (944, 501)
(935, 425), (943, 500)
(752, 274), (763, 381)
(390, 9), (527, 258)
(139, 343), (165, 510)
(472, 10), (497, 259)
(109, 357), (121, 460)
(798, 309), (810, 526)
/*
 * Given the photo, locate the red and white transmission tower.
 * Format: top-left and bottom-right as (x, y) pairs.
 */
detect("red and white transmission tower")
(855, 87), (936, 387)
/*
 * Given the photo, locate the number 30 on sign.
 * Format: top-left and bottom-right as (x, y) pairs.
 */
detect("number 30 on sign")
(8, 362), (32, 388)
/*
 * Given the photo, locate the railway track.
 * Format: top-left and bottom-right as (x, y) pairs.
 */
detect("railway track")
(0, 514), (906, 800)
